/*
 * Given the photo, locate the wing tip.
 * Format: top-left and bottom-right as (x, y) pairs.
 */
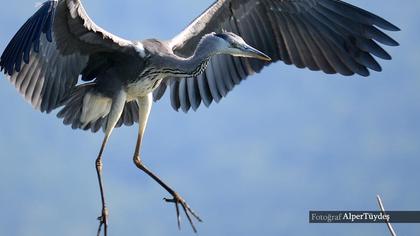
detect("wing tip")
(377, 20), (401, 32)
(0, 0), (57, 76)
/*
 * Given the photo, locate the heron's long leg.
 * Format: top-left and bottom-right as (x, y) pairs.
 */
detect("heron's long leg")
(96, 134), (110, 236)
(95, 90), (127, 236)
(133, 94), (202, 232)
(133, 156), (202, 232)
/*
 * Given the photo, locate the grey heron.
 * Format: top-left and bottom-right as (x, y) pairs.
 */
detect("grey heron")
(0, 0), (399, 235)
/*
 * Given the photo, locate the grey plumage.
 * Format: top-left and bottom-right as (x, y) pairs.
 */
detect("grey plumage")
(1, 0), (141, 119)
(0, 0), (399, 233)
(0, 0), (399, 129)
(56, 83), (139, 132)
(157, 0), (400, 112)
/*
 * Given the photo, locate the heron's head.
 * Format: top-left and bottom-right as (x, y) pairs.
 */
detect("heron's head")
(212, 32), (271, 61)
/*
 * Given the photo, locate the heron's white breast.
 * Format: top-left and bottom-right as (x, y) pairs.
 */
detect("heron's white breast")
(126, 76), (163, 101)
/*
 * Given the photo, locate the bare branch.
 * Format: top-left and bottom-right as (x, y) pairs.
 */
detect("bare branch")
(376, 195), (398, 236)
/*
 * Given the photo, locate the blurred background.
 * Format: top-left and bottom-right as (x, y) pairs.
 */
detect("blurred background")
(0, 0), (419, 235)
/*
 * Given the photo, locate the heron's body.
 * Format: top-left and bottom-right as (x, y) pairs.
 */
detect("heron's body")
(0, 0), (399, 235)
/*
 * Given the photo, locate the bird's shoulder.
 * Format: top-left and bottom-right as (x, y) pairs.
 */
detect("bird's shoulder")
(140, 39), (174, 58)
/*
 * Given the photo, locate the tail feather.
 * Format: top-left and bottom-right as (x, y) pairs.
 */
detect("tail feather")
(57, 83), (139, 133)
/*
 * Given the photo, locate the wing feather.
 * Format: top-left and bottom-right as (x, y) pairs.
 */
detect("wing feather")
(187, 77), (201, 111)
(197, 74), (213, 107)
(1, 0), (136, 113)
(155, 0), (399, 112)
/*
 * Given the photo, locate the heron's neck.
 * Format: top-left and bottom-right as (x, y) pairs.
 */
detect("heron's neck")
(171, 37), (223, 78)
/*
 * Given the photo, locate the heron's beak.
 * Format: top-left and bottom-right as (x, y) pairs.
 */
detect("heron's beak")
(243, 46), (271, 61)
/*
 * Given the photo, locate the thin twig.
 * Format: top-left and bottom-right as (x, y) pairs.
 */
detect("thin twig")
(376, 195), (398, 236)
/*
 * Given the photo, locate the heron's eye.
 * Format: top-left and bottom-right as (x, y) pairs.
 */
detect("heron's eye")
(231, 42), (240, 48)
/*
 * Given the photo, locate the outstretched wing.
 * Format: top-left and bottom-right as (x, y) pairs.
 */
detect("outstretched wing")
(0, 0), (137, 113)
(154, 0), (400, 112)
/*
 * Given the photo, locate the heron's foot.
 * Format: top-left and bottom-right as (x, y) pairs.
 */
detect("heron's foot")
(164, 192), (202, 233)
(96, 207), (109, 236)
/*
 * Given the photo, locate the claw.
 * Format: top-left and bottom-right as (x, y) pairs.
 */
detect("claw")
(96, 208), (108, 236)
(163, 193), (202, 233)
(97, 216), (104, 236)
(133, 161), (202, 232)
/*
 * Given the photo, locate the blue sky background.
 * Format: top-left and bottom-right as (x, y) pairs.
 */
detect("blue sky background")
(0, 0), (419, 235)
